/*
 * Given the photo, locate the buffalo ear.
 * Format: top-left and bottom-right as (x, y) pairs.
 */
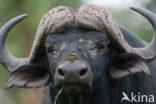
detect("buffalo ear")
(5, 64), (50, 89)
(109, 53), (151, 79)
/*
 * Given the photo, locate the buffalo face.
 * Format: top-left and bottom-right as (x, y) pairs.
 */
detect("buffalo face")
(45, 28), (108, 94)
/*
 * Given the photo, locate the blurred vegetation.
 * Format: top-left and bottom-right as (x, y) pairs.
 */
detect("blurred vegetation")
(109, 0), (154, 42)
(0, 0), (155, 104)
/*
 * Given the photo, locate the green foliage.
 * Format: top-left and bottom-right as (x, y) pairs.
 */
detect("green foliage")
(110, 7), (153, 42)
(146, 0), (156, 12)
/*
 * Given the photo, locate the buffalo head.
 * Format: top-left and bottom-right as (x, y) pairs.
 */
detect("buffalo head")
(0, 4), (156, 103)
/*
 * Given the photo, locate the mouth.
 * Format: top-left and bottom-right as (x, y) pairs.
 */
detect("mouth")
(56, 83), (91, 94)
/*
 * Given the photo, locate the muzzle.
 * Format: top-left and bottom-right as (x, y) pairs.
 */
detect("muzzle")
(54, 52), (93, 94)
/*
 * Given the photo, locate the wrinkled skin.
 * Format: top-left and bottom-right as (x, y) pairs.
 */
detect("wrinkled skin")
(45, 27), (110, 104)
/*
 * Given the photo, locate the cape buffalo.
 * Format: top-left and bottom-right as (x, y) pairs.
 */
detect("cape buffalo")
(0, 4), (156, 104)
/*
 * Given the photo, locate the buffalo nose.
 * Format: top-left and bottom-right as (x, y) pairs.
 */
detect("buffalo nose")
(54, 60), (93, 89)
(57, 61), (89, 78)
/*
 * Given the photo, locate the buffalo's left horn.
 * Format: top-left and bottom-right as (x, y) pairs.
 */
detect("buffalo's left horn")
(0, 14), (28, 72)
(77, 5), (156, 60)
(106, 7), (156, 60)
(130, 7), (156, 61)
(103, 7), (156, 60)
(112, 7), (156, 60)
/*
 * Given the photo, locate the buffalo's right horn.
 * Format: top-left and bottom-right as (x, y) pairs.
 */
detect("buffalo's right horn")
(0, 14), (28, 72)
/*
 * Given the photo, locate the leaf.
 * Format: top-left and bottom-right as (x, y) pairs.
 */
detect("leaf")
(54, 86), (64, 104)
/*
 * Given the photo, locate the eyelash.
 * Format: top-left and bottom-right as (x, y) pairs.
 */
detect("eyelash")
(87, 43), (105, 50)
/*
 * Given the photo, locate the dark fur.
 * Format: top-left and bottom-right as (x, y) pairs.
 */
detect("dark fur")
(5, 26), (156, 104)
(46, 28), (110, 104)
(108, 27), (156, 104)
(43, 27), (156, 104)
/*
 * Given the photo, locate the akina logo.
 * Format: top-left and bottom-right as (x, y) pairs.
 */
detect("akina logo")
(121, 92), (154, 103)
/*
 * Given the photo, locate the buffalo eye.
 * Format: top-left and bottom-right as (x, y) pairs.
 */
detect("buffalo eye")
(46, 45), (54, 54)
(46, 45), (59, 59)
(96, 41), (107, 53)
(97, 43), (105, 49)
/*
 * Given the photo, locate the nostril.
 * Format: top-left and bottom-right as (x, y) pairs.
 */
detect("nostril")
(79, 68), (88, 76)
(57, 68), (65, 76)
